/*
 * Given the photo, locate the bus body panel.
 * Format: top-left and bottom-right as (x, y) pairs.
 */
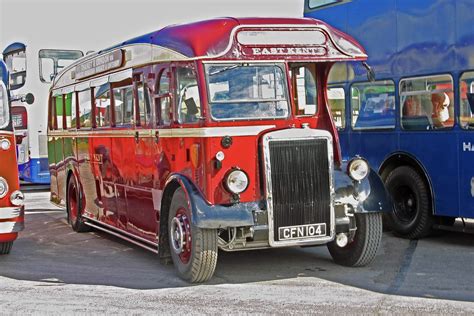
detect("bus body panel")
(306, 0), (474, 220)
(0, 61), (24, 246)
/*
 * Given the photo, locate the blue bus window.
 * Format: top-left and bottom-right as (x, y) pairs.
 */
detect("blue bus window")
(400, 75), (454, 130)
(460, 71), (474, 129)
(327, 86), (345, 130)
(350, 80), (395, 130)
(307, 0), (350, 10)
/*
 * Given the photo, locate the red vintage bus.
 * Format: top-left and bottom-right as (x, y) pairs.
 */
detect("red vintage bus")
(0, 62), (25, 255)
(48, 17), (391, 282)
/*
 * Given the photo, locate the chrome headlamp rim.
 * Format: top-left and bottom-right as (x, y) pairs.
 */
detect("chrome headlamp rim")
(10, 190), (25, 206)
(224, 168), (249, 194)
(0, 177), (9, 199)
(0, 138), (11, 150)
(347, 157), (369, 181)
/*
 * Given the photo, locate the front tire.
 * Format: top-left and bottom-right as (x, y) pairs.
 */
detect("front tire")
(67, 175), (91, 233)
(168, 188), (218, 283)
(384, 166), (433, 239)
(328, 213), (383, 267)
(0, 241), (13, 255)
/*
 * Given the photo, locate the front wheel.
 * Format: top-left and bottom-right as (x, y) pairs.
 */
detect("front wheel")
(327, 213), (383, 267)
(0, 241), (13, 255)
(168, 188), (218, 283)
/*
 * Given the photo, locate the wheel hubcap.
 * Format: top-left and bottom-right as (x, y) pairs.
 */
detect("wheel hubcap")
(170, 209), (191, 264)
(68, 183), (78, 223)
(393, 185), (417, 223)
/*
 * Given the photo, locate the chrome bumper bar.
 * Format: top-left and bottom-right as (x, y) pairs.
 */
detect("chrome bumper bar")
(0, 206), (25, 234)
(0, 206), (24, 220)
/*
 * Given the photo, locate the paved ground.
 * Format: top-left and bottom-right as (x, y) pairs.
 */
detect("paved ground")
(1, 191), (474, 314)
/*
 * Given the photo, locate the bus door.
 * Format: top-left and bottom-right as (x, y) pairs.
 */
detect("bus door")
(459, 72), (474, 218)
(91, 82), (117, 226)
(121, 69), (156, 241)
(11, 105), (29, 171)
(110, 77), (134, 230)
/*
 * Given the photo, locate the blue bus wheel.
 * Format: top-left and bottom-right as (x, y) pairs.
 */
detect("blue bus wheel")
(385, 166), (433, 239)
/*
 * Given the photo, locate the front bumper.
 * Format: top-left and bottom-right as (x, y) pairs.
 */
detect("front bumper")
(0, 205), (25, 234)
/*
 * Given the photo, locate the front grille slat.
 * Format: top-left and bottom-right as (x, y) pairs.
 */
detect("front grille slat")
(268, 139), (331, 242)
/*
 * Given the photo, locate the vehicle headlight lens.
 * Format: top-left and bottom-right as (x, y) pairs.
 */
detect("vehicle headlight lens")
(224, 169), (249, 194)
(10, 190), (24, 206)
(348, 158), (369, 181)
(0, 177), (8, 199)
(0, 138), (11, 150)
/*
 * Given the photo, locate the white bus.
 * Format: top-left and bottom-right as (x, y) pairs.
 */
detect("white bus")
(2, 42), (83, 184)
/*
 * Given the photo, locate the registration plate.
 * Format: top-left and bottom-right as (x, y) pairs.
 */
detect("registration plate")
(278, 223), (326, 240)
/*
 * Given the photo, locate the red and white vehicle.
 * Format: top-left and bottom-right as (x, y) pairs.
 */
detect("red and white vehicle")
(0, 63), (25, 255)
(48, 17), (391, 282)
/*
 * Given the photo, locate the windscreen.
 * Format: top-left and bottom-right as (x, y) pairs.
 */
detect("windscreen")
(205, 64), (289, 120)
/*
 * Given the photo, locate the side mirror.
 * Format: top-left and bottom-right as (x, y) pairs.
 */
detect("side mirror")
(362, 62), (375, 82)
(23, 93), (35, 105)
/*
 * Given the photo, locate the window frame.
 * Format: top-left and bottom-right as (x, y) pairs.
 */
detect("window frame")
(399, 74), (454, 131)
(459, 70), (474, 130)
(349, 79), (396, 131)
(327, 85), (346, 131)
(155, 67), (173, 127)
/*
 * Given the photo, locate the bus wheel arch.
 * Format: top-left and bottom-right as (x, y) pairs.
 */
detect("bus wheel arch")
(158, 180), (181, 265)
(379, 153), (434, 239)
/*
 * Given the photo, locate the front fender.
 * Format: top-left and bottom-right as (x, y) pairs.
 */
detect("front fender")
(164, 174), (257, 229)
(334, 165), (392, 213)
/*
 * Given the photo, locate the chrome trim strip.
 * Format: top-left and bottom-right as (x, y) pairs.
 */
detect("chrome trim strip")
(0, 206), (23, 220)
(83, 216), (158, 248)
(0, 131), (14, 135)
(262, 128), (335, 247)
(48, 125), (275, 138)
(83, 221), (158, 254)
(0, 221), (24, 234)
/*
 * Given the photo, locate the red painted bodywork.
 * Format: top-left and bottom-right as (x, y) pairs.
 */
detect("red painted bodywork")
(0, 131), (23, 243)
(48, 17), (367, 244)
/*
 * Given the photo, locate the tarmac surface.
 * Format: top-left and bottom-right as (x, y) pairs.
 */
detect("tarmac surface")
(1, 191), (474, 314)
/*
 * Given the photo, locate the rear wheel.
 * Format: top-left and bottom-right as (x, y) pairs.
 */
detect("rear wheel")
(385, 166), (433, 239)
(67, 175), (91, 233)
(0, 241), (13, 255)
(328, 213), (383, 267)
(168, 188), (218, 283)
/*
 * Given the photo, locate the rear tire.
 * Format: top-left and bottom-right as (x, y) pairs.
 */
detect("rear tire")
(328, 213), (383, 267)
(0, 241), (13, 255)
(385, 166), (433, 239)
(168, 188), (218, 283)
(67, 175), (91, 233)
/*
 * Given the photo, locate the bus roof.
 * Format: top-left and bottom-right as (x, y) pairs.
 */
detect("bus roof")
(3, 42), (26, 56)
(52, 17), (367, 90)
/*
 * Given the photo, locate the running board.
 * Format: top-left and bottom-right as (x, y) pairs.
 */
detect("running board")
(83, 221), (159, 254)
(433, 222), (474, 235)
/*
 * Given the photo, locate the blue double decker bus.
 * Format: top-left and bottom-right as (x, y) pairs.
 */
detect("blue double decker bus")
(305, 0), (474, 238)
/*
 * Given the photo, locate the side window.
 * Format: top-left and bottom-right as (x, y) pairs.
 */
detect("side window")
(290, 64), (317, 116)
(400, 75), (454, 130)
(113, 84), (134, 126)
(460, 71), (474, 129)
(95, 84), (111, 128)
(65, 92), (76, 129)
(177, 66), (201, 124)
(307, 0), (350, 10)
(350, 80), (395, 130)
(4, 49), (27, 90)
(156, 69), (171, 126)
(78, 89), (92, 128)
(327, 86), (346, 130)
(55, 95), (64, 130)
(135, 81), (152, 126)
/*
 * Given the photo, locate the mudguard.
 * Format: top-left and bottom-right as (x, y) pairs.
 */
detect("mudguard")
(334, 165), (392, 213)
(165, 174), (257, 229)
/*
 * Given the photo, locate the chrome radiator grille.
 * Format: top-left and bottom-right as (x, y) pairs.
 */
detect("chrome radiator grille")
(267, 138), (332, 243)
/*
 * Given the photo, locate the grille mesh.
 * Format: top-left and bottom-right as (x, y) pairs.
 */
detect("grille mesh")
(268, 139), (331, 241)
